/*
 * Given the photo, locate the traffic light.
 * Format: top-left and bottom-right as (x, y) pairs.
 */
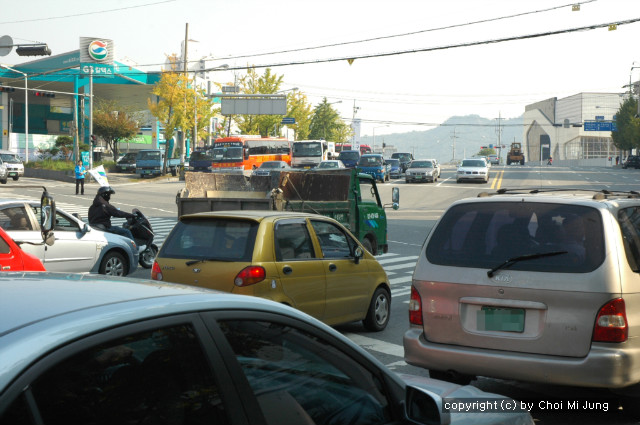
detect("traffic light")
(0, 87), (15, 93)
(90, 135), (97, 144)
(16, 45), (51, 57)
(34, 91), (55, 98)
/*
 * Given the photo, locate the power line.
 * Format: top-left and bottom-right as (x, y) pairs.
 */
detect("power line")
(208, 0), (598, 62)
(0, 0), (176, 24)
(201, 16), (640, 72)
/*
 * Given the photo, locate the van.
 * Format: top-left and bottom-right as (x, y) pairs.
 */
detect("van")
(0, 150), (24, 181)
(391, 152), (413, 173)
(337, 150), (360, 168)
(404, 189), (640, 408)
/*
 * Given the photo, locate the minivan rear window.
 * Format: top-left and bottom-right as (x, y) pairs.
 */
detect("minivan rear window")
(426, 202), (605, 273)
(159, 218), (258, 261)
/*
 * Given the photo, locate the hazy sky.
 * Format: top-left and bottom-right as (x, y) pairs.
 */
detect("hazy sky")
(3, 0), (640, 137)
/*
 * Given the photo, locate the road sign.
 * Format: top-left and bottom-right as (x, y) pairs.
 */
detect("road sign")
(584, 121), (617, 132)
(281, 117), (296, 124)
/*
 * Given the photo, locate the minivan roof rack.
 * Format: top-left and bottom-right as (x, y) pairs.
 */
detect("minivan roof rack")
(476, 188), (640, 199)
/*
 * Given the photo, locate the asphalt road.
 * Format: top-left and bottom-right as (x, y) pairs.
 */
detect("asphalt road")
(11, 163), (640, 424)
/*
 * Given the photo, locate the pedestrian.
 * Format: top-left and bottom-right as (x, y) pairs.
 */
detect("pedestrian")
(616, 156), (620, 165)
(75, 160), (87, 195)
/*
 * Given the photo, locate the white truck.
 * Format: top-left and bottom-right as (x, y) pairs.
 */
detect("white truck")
(291, 140), (335, 169)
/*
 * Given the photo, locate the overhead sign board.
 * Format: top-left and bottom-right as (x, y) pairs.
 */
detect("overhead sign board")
(221, 95), (287, 116)
(584, 121), (617, 132)
(80, 37), (115, 77)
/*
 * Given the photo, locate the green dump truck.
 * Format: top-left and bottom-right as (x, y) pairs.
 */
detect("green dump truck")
(176, 169), (399, 255)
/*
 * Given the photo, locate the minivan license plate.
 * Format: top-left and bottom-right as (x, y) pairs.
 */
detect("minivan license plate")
(478, 306), (524, 332)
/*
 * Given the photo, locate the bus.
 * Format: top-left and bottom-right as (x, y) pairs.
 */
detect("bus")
(335, 143), (372, 155)
(291, 140), (336, 169)
(210, 136), (291, 173)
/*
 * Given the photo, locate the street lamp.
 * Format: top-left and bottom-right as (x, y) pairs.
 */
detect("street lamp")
(372, 125), (389, 153)
(0, 64), (27, 163)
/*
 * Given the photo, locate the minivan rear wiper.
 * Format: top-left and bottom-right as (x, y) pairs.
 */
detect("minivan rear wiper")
(487, 251), (567, 277)
(185, 257), (233, 265)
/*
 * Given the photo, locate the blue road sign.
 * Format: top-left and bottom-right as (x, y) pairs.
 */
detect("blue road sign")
(281, 117), (296, 124)
(584, 121), (617, 132)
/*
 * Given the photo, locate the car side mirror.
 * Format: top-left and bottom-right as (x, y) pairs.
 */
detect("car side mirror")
(404, 386), (451, 425)
(354, 246), (364, 264)
(392, 187), (400, 210)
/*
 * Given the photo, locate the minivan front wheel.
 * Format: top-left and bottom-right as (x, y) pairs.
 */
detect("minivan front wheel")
(363, 287), (390, 331)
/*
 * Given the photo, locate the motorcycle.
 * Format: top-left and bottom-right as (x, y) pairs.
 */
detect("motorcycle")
(124, 208), (158, 269)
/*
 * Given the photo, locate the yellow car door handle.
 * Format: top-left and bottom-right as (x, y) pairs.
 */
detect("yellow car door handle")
(328, 263), (337, 272)
(282, 266), (293, 275)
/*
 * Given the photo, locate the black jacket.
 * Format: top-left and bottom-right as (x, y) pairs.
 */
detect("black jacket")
(88, 195), (134, 228)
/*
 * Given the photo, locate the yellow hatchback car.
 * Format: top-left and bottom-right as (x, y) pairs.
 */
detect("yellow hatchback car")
(152, 210), (391, 331)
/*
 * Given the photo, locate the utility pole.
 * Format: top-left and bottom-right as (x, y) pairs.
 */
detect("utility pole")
(495, 112), (503, 161)
(450, 128), (458, 162)
(181, 23), (189, 165)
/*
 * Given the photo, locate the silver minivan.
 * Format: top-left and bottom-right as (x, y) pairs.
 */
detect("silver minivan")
(404, 191), (640, 400)
(0, 150), (24, 181)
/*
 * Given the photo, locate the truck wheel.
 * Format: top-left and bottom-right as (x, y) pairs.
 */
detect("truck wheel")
(171, 168), (177, 176)
(362, 237), (375, 255)
(99, 251), (127, 276)
(12, 176), (18, 181)
(0, 179), (6, 184)
(363, 287), (390, 332)
(140, 174), (145, 179)
(521, 159), (525, 165)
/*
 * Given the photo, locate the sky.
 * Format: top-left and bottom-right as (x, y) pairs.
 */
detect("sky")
(3, 0), (640, 139)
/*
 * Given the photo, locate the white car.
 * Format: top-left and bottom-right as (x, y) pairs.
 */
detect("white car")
(1, 199), (139, 275)
(456, 158), (490, 183)
(0, 150), (24, 181)
(316, 159), (346, 169)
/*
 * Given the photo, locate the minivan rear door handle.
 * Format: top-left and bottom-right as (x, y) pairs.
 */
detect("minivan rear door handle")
(328, 263), (337, 272)
(282, 266), (293, 275)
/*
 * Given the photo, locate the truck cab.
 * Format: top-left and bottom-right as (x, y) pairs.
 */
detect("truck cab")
(357, 154), (389, 183)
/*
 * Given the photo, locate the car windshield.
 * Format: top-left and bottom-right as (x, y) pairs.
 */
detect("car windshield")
(426, 201), (605, 273)
(339, 152), (359, 160)
(358, 156), (382, 166)
(386, 159), (399, 166)
(160, 219), (259, 261)
(392, 153), (412, 161)
(318, 162), (337, 168)
(410, 161), (433, 168)
(260, 162), (284, 168)
(461, 160), (486, 167)
(190, 151), (213, 161)
(136, 151), (160, 160)
(212, 146), (243, 162)
(292, 142), (322, 157)
(0, 154), (21, 163)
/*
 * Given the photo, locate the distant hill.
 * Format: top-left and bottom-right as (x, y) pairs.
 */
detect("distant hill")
(359, 115), (524, 164)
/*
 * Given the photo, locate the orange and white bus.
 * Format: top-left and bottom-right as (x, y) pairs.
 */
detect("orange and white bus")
(210, 136), (291, 173)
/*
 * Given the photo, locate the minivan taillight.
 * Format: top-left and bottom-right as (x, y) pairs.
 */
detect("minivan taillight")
(593, 298), (628, 342)
(234, 266), (266, 287)
(409, 285), (423, 325)
(151, 261), (163, 281)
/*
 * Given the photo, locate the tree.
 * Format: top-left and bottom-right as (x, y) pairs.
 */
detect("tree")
(148, 64), (191, 173)
(93, 99), (140, 160)
(286, 91), (313, 140)
(236, 67), (284, 136)
(308, 98), (344, 141)
(478, 147), (496, 156)
(612, 96), (640, 154)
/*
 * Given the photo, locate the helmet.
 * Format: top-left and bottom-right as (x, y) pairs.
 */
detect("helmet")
(97, 186), (115, 201)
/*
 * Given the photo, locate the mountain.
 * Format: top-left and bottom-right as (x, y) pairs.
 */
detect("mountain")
(359, 115), (524, 164)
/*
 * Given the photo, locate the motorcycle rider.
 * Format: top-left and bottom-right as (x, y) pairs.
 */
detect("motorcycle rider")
(88, 186), (139, 246)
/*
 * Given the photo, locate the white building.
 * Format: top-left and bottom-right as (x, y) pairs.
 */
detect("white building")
(523, 92), (628, 165)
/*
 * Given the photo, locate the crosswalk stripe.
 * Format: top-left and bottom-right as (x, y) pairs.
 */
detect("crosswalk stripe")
(383, 262), (416, 271)
(377, 255), (419, 265)
(390, 275), (412, 285)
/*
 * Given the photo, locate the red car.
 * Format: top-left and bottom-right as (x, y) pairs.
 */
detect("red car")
(0, 226), (45, 271)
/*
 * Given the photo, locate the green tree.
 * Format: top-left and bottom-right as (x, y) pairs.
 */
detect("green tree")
(331, 122), (354, 143)
(478, 147), (496, 156)
(286, 91), (313, 140)
(93, 99), (141, 160)
(612, 96), (640, 154)
(236, 67), (284, 136)
(308, 98), (344, 141)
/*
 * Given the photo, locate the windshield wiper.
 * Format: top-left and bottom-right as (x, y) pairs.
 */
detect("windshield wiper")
(185, 257), (233, 266)
(487, 251), (567, 277)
